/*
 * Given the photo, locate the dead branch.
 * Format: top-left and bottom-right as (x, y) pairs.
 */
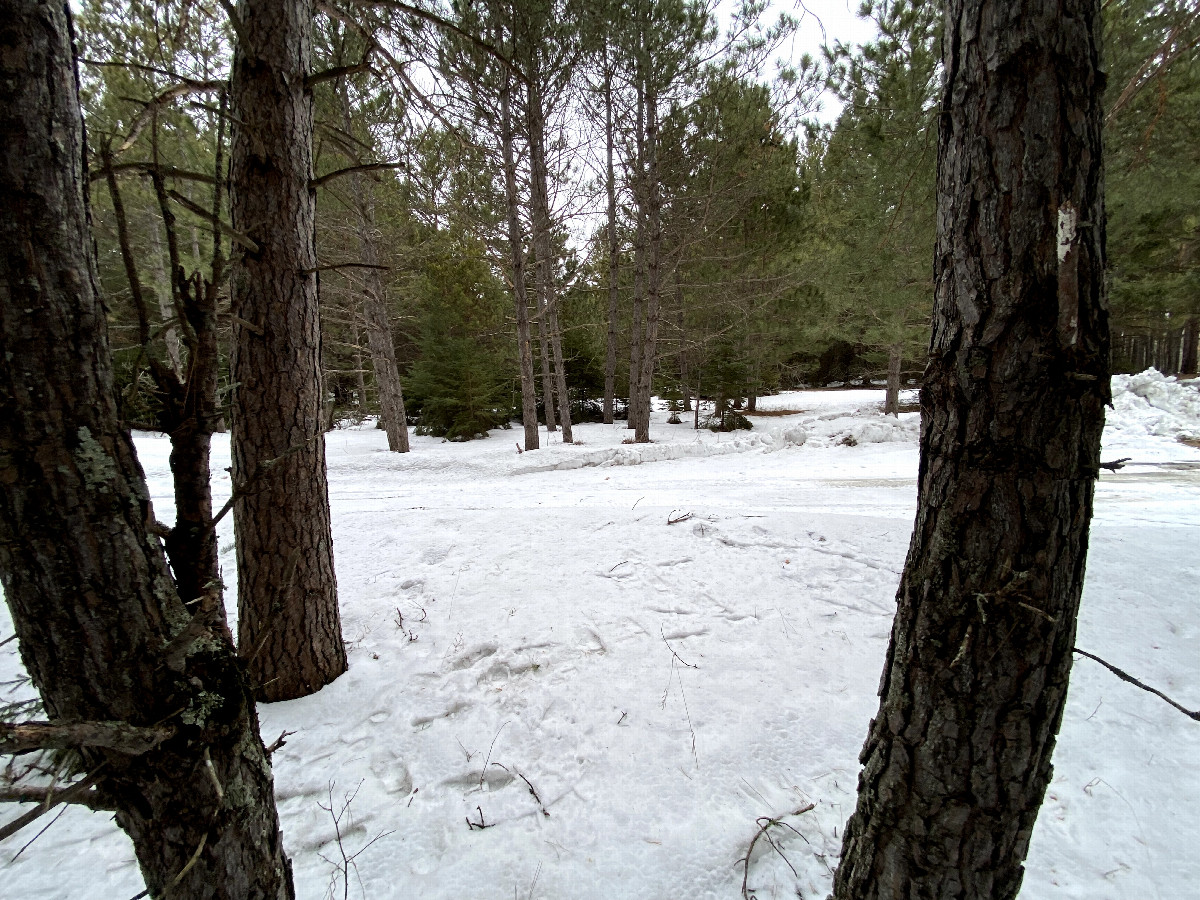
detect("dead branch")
(307, 49), (376, 88)
(305, 261), (392, 273)
(1073, 647), (1200, 722)
(0, 783), (116, 811)
(117, 79), (227, 153)
(89, 161), (217, 185)
(348, 0), (525, 82)
(667, 510), (694, 525)
(0, 770), (105, 843)
(311, 162), (404, 189)
(0, 720), (174, 756)
(264, 730), (295, 756)
(166, 189), (259, 253)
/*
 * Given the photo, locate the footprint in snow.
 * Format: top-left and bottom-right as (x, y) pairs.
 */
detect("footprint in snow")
(448, 642), (498, 671)
(411, 700), (471, 729)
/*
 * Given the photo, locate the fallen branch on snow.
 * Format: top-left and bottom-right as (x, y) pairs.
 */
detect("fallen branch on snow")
(1073, 647), (1200, 722)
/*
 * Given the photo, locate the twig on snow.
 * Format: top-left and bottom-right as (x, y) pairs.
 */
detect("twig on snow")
(660, 626), (698, 669)
(318, 780), (394, 900)
(466, 805), (494, 830)
(1073, 647), (1200, 721)
(738, 805), (815, 900)
(494, 763), (550, 818)
(667, 510), (694, 525)
(479, 722), (509, 790)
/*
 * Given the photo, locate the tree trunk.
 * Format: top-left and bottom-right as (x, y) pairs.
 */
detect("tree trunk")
(628, 231), (645, 431)
(603, 52), (620, 425)
(634, 71), (662, 445)
(628, 61), (647, 434)
(884, 343), (902, 416)
(499, 49), (540, 451)
(1182, 316), (1198, 375)
(337, 81), (409, 452)
(525, 74), (572, 443)
(0, 4), (294, 896)
(677, 276), (691, 411)
(832, 2), (1108, 898)
(537, 293), (557, 430)
(229, 0), (346, 702)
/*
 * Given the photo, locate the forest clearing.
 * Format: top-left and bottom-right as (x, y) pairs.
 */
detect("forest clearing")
(3, 0), (1198, 896)
(4, 378), (1198, 899)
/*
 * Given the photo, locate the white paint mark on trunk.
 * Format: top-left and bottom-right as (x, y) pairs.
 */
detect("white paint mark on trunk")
(1057, 202), (1078, 263)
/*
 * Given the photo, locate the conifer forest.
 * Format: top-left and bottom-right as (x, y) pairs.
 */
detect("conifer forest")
(1, 1), (1197, 898)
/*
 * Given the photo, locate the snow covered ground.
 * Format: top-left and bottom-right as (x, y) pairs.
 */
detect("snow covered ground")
(3, 372), (1199, 900)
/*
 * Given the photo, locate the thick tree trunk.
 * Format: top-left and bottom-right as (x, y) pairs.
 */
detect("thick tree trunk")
(832, 2), (1109, 898)
(0, 4), (293, 896)
(229, 0), (346, 702)
(337, 82), (409, 452)
(603, 55), (620, 425)
(499, 56), (540, 451)
(884, 343), (902, 416)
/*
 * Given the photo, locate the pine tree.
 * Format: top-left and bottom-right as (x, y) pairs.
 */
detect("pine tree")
(0, 3), (294, 894)
(832, 0), (1109, 895)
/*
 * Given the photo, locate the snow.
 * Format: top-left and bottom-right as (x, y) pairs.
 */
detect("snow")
(3, 372), (1199, 899)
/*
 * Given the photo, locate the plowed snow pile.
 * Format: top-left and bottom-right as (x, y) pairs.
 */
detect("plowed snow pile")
(1109, 369), (1200, 440)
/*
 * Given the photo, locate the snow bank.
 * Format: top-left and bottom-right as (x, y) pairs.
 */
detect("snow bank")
(1108, 369), (1200, 440)
(513, 431), (779, 474)
(834, 416), (920, 446)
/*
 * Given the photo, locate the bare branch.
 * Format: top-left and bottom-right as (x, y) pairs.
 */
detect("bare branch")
(0, 720), (175, 756)
(166, 189), (260, 253)
(116, 80), (227, 154)
(0, 783), (116, 811)
(311, 162), (403, 189)
(0, 771), (106, 843)
(1073, 647), (1200, 722)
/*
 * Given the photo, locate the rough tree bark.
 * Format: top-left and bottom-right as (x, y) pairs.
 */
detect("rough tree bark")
(500, 50), (540, 451)
(0, 3), (294, 895)
(831, 2), (1109, 898)
(229, 0), (346, 701)
(884, 343), (903, 416)
(337, 80), (410, 452)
